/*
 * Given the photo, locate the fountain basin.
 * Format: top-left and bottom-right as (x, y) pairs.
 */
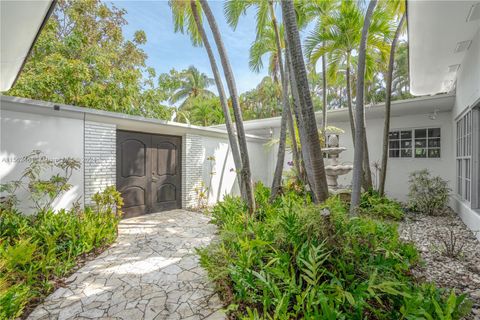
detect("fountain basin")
(323, 147), (347, 157)
(324, 164), (353, 176)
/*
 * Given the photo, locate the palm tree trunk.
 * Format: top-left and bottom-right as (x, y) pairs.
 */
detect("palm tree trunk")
(284, 57), (302, 182)
(347, 54), (372, 190)
(346, 54), (356, 145)
(379, 14), (405, 195)
(281, 0), (329, 203)
(199, 0), (255, 214)
(362, 130), (373, 189)
(286, 47), (313, 193)
(190, 0), (244, 195)
(321, 51), (328, 141)
(269, 1), (291, 200)
(350, 0), (377, 214)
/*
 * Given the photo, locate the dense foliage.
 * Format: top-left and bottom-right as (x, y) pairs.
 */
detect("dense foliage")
(198, 184), (471, 319)
(408, 169), (451, 216)
(359, 189), (404, 221)
(7, 0), (172, 120)
(0, 187), (122, 319)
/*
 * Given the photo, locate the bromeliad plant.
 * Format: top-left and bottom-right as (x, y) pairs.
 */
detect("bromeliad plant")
(198, 183), (471, 319)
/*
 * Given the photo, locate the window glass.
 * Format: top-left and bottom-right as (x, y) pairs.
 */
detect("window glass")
(428, 138), (441, 148)
(389, 127), (440, 159)
(428, 128), (441, 137)
(389, 131), (399, 139)
(428, 149), (440, 158)
(401, 131), (411, 139)
(415, 129), (427, 138)
(401, 149), (412, 158)
(415, 148), (426, 158)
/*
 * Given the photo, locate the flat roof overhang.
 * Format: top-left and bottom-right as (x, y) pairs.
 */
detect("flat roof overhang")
(0, 0), (56, 92)
(0, 95), (268, 142)
(211, 94), (456, 131)
(407, 1), (480, 96)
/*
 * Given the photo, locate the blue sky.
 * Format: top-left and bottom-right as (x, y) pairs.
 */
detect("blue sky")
(108, 1), (269, 94)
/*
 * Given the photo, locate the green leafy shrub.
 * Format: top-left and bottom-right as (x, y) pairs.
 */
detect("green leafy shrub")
(0, 150), (81, 212)
(359, 189), (404, 220)
(408, 169), (451, 215)
(199, 185), (470, 319)
(0, 187), (122, 319)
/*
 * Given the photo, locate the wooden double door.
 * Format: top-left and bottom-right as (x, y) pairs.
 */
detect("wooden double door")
(116, 130), (182, 218)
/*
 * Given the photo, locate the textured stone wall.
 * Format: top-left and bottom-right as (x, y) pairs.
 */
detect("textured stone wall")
(84, 121), (116, 205)
(182, 134), (204, 209)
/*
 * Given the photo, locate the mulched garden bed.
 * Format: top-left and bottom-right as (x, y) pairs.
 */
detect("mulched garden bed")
(398, 209), (480, 319)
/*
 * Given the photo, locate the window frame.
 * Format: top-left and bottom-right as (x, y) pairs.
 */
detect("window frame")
(458, 105), (480, 210)
(388, 127), (442, 159)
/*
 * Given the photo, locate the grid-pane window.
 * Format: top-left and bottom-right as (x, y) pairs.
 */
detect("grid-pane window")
(456, 111), (472, 202)
(389, 128), (441, 158)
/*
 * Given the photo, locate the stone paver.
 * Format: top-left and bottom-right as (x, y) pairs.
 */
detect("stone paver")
(28, 210), (225, 320)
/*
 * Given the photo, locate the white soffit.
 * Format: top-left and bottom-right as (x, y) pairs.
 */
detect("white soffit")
(408, 1), (480, 96)
(0, 1), (55, 92)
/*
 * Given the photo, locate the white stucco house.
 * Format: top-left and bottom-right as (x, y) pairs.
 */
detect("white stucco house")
(0, 2), (479, 237)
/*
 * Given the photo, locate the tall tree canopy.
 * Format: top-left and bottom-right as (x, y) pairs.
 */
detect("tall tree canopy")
(7, 0), (171, 119)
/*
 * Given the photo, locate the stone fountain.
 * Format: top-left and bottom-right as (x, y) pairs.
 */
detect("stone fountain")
(323, 134), (353, 190)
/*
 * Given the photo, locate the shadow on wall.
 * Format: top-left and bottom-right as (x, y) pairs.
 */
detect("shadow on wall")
(1, 110), (85, 214)
(203, 143), (239, 206)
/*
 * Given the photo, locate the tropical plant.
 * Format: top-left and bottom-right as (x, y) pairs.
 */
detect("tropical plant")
(305, 0), (394, 190)
(359, 189), (404, 220)
(200, 0), (256, 214)
(0, 188), (121, 319)
(300, 0), (337, 137)
(379, 0), (406, 196)
(240, 76), (282, 119)
(169, 0), (245, 198)
(7, 0), (172, 119)
(169, 66), (216, 111)
(350, 0), (378, 214)
(282, 0), (329, 203)
(407, 169), (451, 215)
(0, 150), (81, 212)
(224, 0), (297, 200)
(198, 183), (471, 319)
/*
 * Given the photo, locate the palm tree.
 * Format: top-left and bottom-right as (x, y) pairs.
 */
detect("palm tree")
(199, 0), (256, 214)
(225, 0), (302, 199)
(169, 0), (245, 198)
(301, 0), (337, 139)
(305, 0), (392, 190)
(169, 66), (215, 111)
(282, 0), (329, 203)
(379, 1), (406, 195)
(350, 0), (378, 214)
(190, 97), (225, 126)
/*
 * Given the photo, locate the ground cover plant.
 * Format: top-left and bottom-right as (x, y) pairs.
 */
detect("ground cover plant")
(0, 188), (122, 319)
(0, 151), (123, 319)
(198, 183), (471, 319)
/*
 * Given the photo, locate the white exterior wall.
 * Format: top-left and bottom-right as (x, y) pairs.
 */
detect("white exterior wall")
(0, 109), (84, 213)
(451, 27), (480, 240)
(84, 121), (116, 205)
(182, 133), (269, 208)
(277, 111), (454, 203)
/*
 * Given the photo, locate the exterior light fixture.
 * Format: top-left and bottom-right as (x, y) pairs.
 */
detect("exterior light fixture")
(454, 40), (472, 53)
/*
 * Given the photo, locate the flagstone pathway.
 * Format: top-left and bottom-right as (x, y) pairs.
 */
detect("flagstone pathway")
(27, 210), (225, 320)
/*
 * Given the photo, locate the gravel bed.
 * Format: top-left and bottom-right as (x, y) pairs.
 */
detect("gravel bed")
(398, 209), (480, 319)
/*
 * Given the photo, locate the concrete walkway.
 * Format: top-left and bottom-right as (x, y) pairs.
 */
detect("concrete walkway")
(28, 210), (224, 320)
